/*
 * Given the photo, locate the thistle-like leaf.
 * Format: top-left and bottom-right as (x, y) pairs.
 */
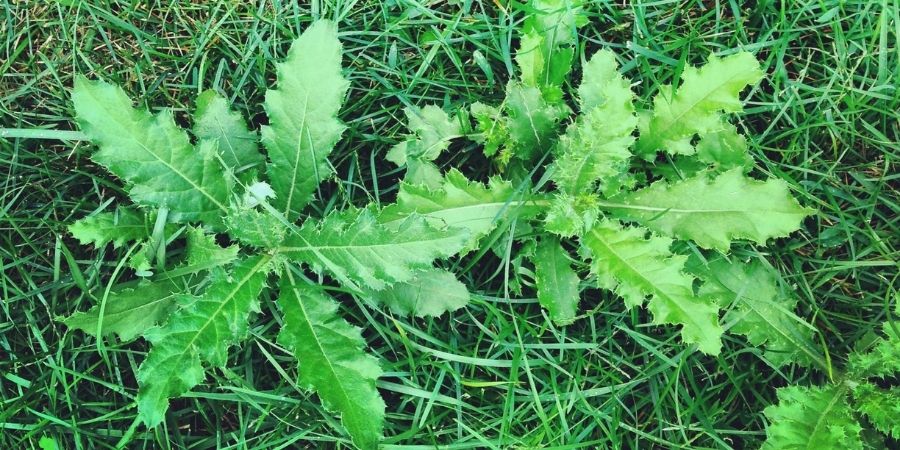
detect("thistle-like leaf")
(608, 169), (814, 251)
(386, 105), (461, 188)
(182, 227), (240, 268)
(61, 223), (243, 336)
(263, 20), (349, 220)
(695, 123), (752, 172)
(505, 81), (569, 160)
(72, 77), (231, 224)
(136, 255), (271, 427)
(582, 219), (722, 354)
(852, 383), (900, 439)
(378, 169), (535, 247)
(691, 256), (823, 368)
(225, 207), (287, 248)
(761, 385), (862, 450)
(68, 207), (148, 249)
(543, 193), (598, 238)
(577, 49), (631, 112)
(847, 324), (900, 379)
(61, 275), (193, 342)
(533, 237), (580, 325)
(277, 270), (385, 450)
(525, 0), (585, 49)
(470, 102), (509, 158)
(635, 52), (763, 158)
(280, 209), (469, 291)
(364, 268), (469, 317)
(551, 50), (636, 196)
(193, 90), (262, 172)
(387, 106), (458, 160)
(516, 0), (584, 93)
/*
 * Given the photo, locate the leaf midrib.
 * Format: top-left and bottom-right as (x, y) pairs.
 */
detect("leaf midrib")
(282, 91), (312, 218)
(806, 385), (849, 450)
(86, 87), (227, 213)
(711, 272), (827, 370)
(283, 270), (361, 429)
(588, 227), (713, 345)
(278, 234), (461, 252)
(642, 64), (757, 148)
(176, 255), (269, 363)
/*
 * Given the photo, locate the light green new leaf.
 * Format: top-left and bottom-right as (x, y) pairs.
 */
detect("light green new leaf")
(691, 256), (823, 368)
(762, 385), (862, 450)
(609, 169), (814, 251)
(516, 0), (584, 93)
(525, 0), (585, 49)
(365, 268), (469, 317)
(280, 209), (469, 291)
(72, 77), (231, 224)
(582, 220), (722, 354)
(278, 271), (385, 450)
(129, 241), (155, 277)
(387, 105), (460, 165)
(379, 169), (536, 248)
(183, 227), (240, 267)
(515, 31), (546, 88)
(847, 324), (900, 379)
(552, 50), (635, 196)
(470, 102), (509, 158)
(505, 81), (569, 160)
(193, 90), (262, 172)
(63, 227), (241, 340)
(543, 193), (598, 238)
(635, 52), (763, 158)
(386, 105), (461, 188)
(695, 123), (752, 172)
(136, 255), (271, 427)
(263, 20), (349, 220)
(68, 207), (148, 249)
(852, 384), (900, 439)
(225, 207), (286, 248)
(533, 237), (580, 325)
(577, 49), (632, 112)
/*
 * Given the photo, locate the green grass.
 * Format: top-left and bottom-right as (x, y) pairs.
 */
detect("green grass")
(1, 0), (898, 448)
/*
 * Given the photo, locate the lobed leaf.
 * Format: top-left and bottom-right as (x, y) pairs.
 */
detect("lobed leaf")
(582, 219), (722, 354)
(533, 237), (580, 325)
(847, 324), (900, 379)
(379, 169), (536, 248)
(136, 255), (271, 427)
(68, 207), (148, 249)
(635, 52), (763, 158)
(551, 50), (636, 196)
(504, 81), (569, 160)
(225, 207), (287, 248)
(263, 20), (349, 220)
(280, 209), (469, 291)
(516, 0), (584, 95)
(852, 383), (900, 439)
(543, 193), (598, 238)
(193, 90), (262, 172)
(386, 105), (461, 188)
(364, 268), (469, 317)
(470, 102), (509, 158)
(61, 276), (191, 342)
(695, 122), (752, 172)
(72, 77), (231, 225)
(277, 270), (384, 450)
(761, 385), (861, 450)
(608, 168), (814, 251)
(690, 256), (823, 368)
